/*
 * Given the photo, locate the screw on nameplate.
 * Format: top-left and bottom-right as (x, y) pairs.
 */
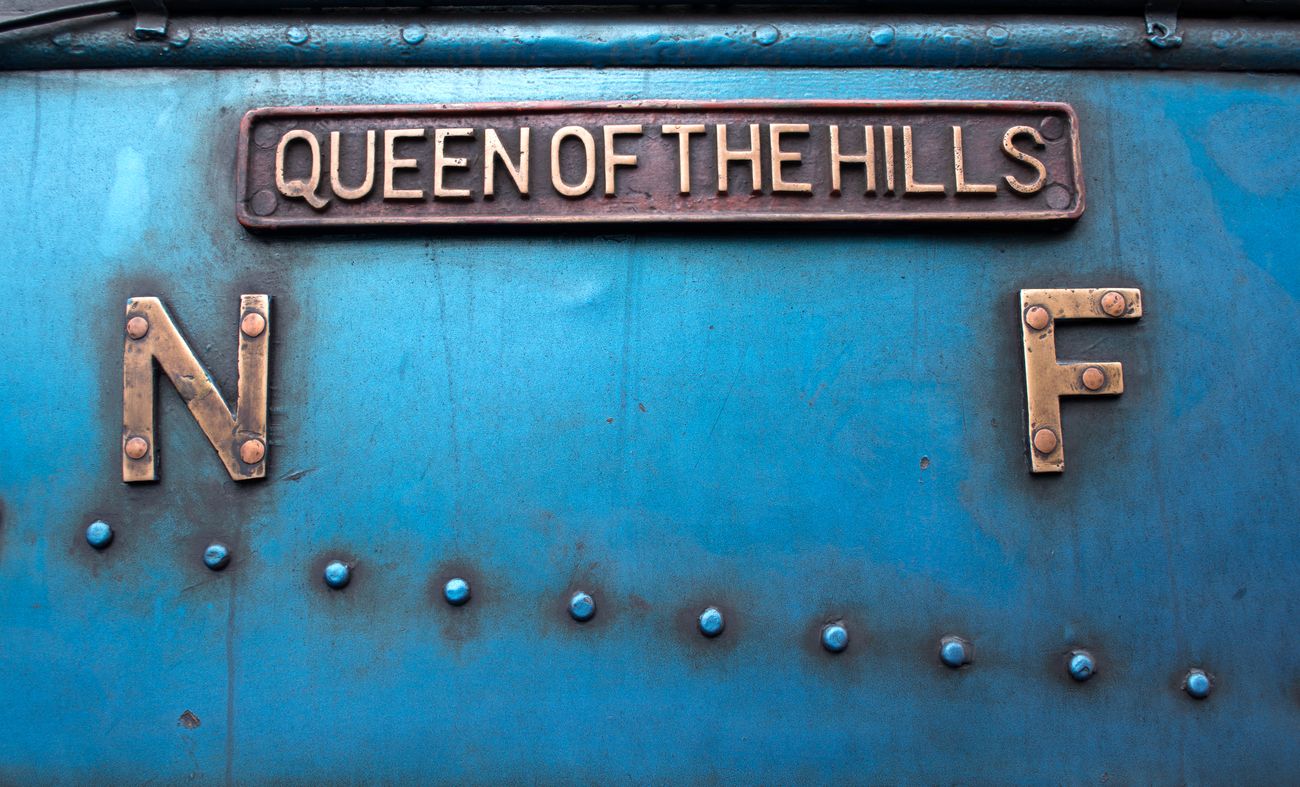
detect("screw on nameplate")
(121, 295), (270, 482)
(1019, 288), (1142, 473)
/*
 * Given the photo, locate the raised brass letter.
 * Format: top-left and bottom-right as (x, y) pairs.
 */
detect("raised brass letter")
(1020, 288), (1142, 473)
(829, 125), (875, 195)
(661, 124), (705, 194)
(769, 123), (811, 193)
(275, 130), (328, 209)
(1002, 126), (1048, 194)
(484, 128), (530, 196)
(551, 126), (596, 197)
(122, 295), (270, 482)
(602, 124), (642, 196)
(434, 128), (474, 199)
(329, 130), (376, 201)
(952, 126), (996, 195)
(383, 128), (426, 199)
(903, 126), (944, 194)
(716, 123), (762, 194)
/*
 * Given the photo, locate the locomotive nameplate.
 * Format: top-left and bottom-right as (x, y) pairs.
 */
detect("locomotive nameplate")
(238, 100), (1082, 228)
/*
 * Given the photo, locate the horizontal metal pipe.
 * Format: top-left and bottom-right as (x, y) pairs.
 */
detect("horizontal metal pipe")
(1, 13), (1297, 71)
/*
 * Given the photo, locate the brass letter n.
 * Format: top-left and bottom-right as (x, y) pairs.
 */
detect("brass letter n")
(1020, 287), (1141, 473)
(122, 295), (270, 482)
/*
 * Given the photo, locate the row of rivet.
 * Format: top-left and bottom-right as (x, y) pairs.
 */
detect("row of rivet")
(83, 521), (1214, 698)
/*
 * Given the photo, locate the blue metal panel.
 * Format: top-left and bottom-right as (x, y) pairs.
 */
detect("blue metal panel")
(0, 64), (1297, 782)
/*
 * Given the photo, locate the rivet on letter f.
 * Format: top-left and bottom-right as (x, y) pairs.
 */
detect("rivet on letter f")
(122, 295), (270, 482)
(1020, 287), (1141, 473)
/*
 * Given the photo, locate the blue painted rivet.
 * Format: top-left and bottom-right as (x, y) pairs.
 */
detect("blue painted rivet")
(444, 577), (471, 606)
(869, 25), (895, 47)
(286, 26), (309, 45)
(940, 635), (971, 668)
(323, 561), (351, 589)
(1068, 649), (1096, 682)
(85, 520), (113, 549)
(986, 25), (1010, 46)
(569, 591), (596, 622)
(202, 543), (230, 571)
(401, 25), (426, 45)
(821, 623), (849, 653)
(754, 24), (780, 46)
(698, 606), (725, 638)
(1184, 668), (1212, 699)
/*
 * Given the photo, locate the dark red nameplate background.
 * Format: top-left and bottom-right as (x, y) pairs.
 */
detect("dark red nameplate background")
(237, 100), (1083, 228)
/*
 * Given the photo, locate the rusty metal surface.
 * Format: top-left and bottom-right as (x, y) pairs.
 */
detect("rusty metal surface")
(236, 101), (1083, 227)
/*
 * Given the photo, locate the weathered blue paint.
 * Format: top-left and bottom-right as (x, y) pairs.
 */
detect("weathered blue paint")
(821, 623), (849, 653)
(0, 60), (1297, 782)
(568, 591), (596, 622)
(322, 561), (351, 589)
(203, 543), (231, 571)
(698, 606), (726, 638)
(443, 577), (470, 605)
(84, 519), (113, 549)
(2, 15), (1300, 71)
(940, 635), (971, 667)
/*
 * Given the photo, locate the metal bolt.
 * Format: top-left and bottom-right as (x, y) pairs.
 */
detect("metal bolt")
(1032, 427), (1059, 455)
(286, 26), (309, 45)
(1024, 305), (1050, 331)
(821, 623), (849, 653)
(1039, 115), (1066, 140)
(85, 520), (113, 549)
(1184, 668), (1212, 699)
(1068, 649), (1096, 682)
(1081, 366), (1106, 391)
(239, 438), (265, 465)
(126, 315), (149, 339)
(869, 25), (895, 46)
(698, 606), (725, 637)
(241, 312), (266, 338)
(986, 25), (1010, 46)
(939, 635), (971, 668)
(203, 543), (231, 571)
(124, 436), (149, 460)
(569, 591), (596, 622)
(401, 25), (426, 45)
(754, 24), (780, 46)
(323, 561), (351, 588)
(1044, 184), (1073, 211)
(444, 577), (471, 606)
(1101, 290), (1127, 317)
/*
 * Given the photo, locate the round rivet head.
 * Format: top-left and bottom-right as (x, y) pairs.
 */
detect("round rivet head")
(125, 316), (149, 339)
(698, 606), (725, 638)
(940, 635), (971, 668)
(1184, 668), (1212, 699)
(1068, 649), (1096, 682)
(85, 520), (113, 549)
(821, 623), (849, 653)
(124, 436), (149, 460)
(1024, 305), (1050, 331)
(569, 591), (596, 622)
(203, 543), (231, 571)
(240, 312), (266, 338)
(1081, 366), (1106, 391)
(1032, 427), (1059, 455)
(1101, 290), (1127, 317)
(323, 561), (351, 589)
(444, 578), (471, 606)
(239, 438), (265, 465)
